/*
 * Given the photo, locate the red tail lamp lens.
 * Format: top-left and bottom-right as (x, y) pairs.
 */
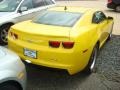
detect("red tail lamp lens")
(108, 0), (112, 3)
(62, 42), (74, 49)
(10, 32), (18, 39)
(49, 41), (60, 48)
(14, 34), (18, 39)
(10, 32), (13, 36)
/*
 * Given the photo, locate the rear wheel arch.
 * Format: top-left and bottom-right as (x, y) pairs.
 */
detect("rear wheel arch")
(96, 41), (100, 50)
(0, 22), (14, 28)
(84, 42), (99, 74)
(90, 36), (100, 50)
(90, 40), (99, 58)
(0, 80), (23, 90)
(0, 22), (15, 31)
(0, 22), (14, 45)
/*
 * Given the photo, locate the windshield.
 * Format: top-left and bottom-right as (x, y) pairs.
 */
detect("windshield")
(33, 11), (82, 27)
(0, 0), (22, 12)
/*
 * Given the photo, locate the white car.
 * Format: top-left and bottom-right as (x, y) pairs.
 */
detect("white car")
(0, 0), (55, 45)
(0, 46), (26, 90)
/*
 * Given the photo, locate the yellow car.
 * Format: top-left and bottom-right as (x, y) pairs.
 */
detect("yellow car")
(8, 7), (114, 75)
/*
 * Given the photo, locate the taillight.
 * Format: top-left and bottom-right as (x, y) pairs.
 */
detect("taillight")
(14, 33), (18, 39)
(108, 0), (112, 3)
(49, 41), (74, 49)
(62, 42), (74, 49)
(10, 32), (18, 40)
(49, 41), (60, 48)
(10, 32), (13, 36)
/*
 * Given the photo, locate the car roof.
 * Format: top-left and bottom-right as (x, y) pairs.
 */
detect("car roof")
(49, 6), (95, 13)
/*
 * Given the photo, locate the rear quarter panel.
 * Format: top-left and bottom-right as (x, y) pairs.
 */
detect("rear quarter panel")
(70, 25), (99, 52)
(70, 10), (100, 51)
(69, 24), (100, 71)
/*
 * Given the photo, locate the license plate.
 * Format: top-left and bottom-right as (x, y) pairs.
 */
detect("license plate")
(24, 48), (37, 59)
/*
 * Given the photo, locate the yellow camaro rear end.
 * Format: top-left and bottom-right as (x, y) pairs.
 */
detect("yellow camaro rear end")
(8, 7), (114, 75)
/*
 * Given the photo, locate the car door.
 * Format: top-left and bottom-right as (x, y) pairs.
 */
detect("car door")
(15, 0), (34, 22)
(93, 11), (109, 45)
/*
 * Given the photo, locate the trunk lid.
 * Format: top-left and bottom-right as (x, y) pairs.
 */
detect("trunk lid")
(11, 21), (72, 46)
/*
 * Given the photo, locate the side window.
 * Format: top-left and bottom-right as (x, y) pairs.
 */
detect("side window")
(19, 0), (33, 10)
(92, 11), (106, 24)
(44, 0), (54, 5)
(32, 0), (46, 8)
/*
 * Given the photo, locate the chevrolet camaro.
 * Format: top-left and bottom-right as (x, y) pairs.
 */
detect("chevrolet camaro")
(8, 7), (114, 75)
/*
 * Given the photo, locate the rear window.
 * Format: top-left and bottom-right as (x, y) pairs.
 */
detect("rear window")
(33, 11), (83, 27)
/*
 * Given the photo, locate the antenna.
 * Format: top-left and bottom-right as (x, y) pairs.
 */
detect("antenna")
(64, 6), (67, 11)
(64, 0), (70, 11)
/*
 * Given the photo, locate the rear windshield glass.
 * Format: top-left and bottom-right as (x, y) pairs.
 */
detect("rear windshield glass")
(33, 11), (83, 27)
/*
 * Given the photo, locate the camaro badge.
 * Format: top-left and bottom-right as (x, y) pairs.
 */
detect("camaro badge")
(26, 39), (44, 43)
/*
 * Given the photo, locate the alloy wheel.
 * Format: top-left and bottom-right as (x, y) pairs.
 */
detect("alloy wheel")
(0, 28), (8, 43)
(90, 46), (97, 71)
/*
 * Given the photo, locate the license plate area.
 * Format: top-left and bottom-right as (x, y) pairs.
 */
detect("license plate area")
(24, 48), (37, 59)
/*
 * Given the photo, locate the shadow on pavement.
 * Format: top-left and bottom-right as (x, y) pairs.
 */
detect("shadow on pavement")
(104, 9), (120, 13)
(26, 62), (90, 90)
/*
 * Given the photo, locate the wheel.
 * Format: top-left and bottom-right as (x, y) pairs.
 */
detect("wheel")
(0, 25), (11, 45)
(84, 44), (98, 74)
(107, 23), (114, 41)
(107, 30), (112, 41)
(115, 5), (120, 12)
(0, 82), (21, 90)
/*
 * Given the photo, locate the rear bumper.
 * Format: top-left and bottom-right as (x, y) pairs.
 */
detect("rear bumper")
(107, 2), (116, 9)
(8, 38), (91, 75)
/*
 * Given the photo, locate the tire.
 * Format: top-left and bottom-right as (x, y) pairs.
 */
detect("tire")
(0, 82), (21, 90)
(84, 44), (98, 74)
(115, 5), (120, 12)
(0, 25), (11, 45)
(107, 23), (114, 41)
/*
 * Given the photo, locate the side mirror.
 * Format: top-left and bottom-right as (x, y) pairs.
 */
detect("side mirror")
(107, 16), (113, 20)
(18, 6), (28, 13)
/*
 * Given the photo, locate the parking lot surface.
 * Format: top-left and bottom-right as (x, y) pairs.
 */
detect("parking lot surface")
(26, 0), (120, 90)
